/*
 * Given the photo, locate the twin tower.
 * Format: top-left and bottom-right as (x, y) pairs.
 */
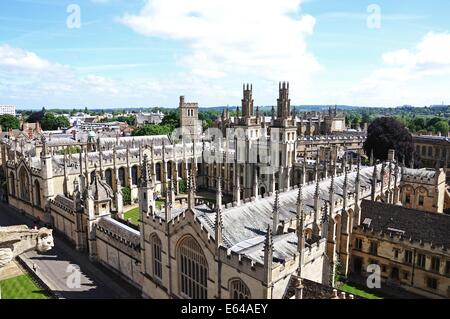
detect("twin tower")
(241, 82), (291, 120)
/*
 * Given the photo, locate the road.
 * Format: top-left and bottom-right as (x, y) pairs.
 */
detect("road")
(0, 201), (141, 299)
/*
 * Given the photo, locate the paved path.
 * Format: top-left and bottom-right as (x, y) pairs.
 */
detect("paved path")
(0, 201), (141, 299)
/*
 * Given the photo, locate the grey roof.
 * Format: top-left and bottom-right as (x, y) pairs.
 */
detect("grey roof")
(402, 168), (437, 179)
(87, 172), (114, 202)
(360, 200), (450, 249)
(194, 165), (379, 251)
(413, 135), (450, 143)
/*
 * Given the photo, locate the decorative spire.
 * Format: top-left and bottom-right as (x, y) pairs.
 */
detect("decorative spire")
(272, 190), (280, 233)
(216, 176), (222, 211)
(165, 181), (173, 221)
(41, 134), (48, 157)
(343, 163), (348, 189)
(356, 153), (361, 180)
(215, 177), (223, 248)
(187, 167), (196, 209)
(141, 154), (152, 188)
(321, 200), (329, 225)
(296, 184), (303, 228)
(263, 224), (273, 285)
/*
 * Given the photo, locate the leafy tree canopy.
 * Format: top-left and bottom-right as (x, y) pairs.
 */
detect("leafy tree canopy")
(0, 114), (20, 131)
(161, 111), (180, 128)
(363, 117), (414, 165)
(41, 113), (70, 130)
(132, 124), (175, 136)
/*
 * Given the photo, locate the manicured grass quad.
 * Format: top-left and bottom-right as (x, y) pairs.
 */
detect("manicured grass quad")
(0, 275), (49, 299)
(339, 283), (383, 299)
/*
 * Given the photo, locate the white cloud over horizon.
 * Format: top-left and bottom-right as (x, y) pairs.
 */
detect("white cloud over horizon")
(118, 0), (321, 103)
(2, 1), (450, 109)
(348, 32), (450, 107)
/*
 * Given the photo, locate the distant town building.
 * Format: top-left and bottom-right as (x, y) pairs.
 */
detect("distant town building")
(413, 134), (450, 182)
(136, 111), (164, 127)
(0, 105), (16, 116)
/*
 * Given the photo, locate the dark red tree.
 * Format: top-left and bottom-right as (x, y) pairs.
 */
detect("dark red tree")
(363, 117), (415, 166)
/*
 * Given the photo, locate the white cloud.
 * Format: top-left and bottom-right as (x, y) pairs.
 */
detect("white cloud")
(0, 44), (65, 72)
(118, 0), (321, 103)
(350, 32), (450, 106)
(0, 44), (168, 107)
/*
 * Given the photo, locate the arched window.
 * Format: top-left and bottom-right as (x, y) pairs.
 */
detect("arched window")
(131, 166), (138, 185)
(19, 167), (30, 202)
(118, 167), (126, 186)
(155, 163), (162, 182)
(9, 172), (15, 197)
(178, 236), (208, 299)
(178, 162), (183, 178)
(229, 279), (251, 299)
(151, 234), (163, 281)
(34, 180), (41, 207)
(167, 161), (173, 179)
(105, 169), (113, 187)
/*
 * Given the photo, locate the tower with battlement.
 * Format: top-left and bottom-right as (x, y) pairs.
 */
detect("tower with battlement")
(179, 96), (201, 142)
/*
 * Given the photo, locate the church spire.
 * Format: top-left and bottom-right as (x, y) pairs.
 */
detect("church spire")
(187, 162), (196, 210)
(297, 186), (305, 279)
(263, 224), (273, 285)
(165, 181), (173, 221)
(141, 154), (152, 188)
(272, 190), (280, 234)
(215, 176), (223, 248)
(296, 184), (303, 228)
(371, 163), (378, 201)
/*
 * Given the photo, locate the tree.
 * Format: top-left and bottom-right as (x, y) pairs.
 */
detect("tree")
(26, 110), (44, 123)
(161, 111), (180, 128)
(122, 186), (131, 206)
(58, 146), (81, 155)
(132, 124), (175, 136)
(41, 113), (70, 130)
(0, 115), (20, 131)
(55, 115), (70, 129)
(178, 179), (187, 194)
(363, 117), (414, 165)
(434, 120), (449, 135)
(115, 116), (136, 126)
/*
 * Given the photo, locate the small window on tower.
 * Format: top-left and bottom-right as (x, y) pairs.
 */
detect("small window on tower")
(419, 195), (425, 207)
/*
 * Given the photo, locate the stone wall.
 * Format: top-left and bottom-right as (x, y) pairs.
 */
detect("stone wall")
(94, 217), (143, 289)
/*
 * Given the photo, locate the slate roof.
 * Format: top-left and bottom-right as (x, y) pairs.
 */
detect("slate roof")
(360, 200), (450, 249)
(194, 165), (381, 253)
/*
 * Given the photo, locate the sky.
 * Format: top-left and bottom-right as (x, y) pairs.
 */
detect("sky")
(1, 0), (450, 109)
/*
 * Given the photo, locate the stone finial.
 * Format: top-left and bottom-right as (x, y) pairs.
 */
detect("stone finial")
(272, 190), (280, 233)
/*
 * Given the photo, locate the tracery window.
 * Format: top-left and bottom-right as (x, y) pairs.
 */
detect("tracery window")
(229, 279), (251, 299)
(131, 166), (138, 185)
(19, 167), (30, 202)
(34, 180), (41, 207)
(151, 234), (163, 281)
(9, 172), (15, 196)
(178, 236), (208, 299)
(105, 169), (113, 187)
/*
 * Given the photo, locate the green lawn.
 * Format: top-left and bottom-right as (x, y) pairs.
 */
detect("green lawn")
(339, 283), (383, 299)
(0, 275), (49, 299)
(124, 207), (140, 224)
(124, 201), (164, 225)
